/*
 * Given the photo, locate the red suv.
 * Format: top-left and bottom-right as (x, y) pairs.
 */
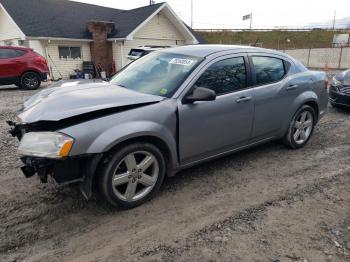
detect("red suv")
(0, 46), (49, 90)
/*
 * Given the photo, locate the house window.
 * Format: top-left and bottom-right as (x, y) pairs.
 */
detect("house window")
(58, 46), (82, 59)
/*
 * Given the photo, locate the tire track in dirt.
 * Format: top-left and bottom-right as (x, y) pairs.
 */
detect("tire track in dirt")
(0, 87), (350, 261)
(134, 173), (350, 262)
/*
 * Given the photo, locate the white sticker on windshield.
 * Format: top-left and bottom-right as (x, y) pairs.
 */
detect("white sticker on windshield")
(169, 58), (194, 66)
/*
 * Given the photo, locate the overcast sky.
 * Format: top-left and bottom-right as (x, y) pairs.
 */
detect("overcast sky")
(71, 0), (350, 29)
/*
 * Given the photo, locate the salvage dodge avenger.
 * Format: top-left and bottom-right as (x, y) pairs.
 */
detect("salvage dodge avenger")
(8, 45), (329, 209)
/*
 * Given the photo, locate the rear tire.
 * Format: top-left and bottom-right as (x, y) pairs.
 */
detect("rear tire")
(98, 143), (166, 209)
(283, 105), (316, 149)
(21, 72), (41, 90)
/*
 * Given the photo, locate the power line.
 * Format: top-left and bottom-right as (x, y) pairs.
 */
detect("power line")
(191, 0), (193, 28)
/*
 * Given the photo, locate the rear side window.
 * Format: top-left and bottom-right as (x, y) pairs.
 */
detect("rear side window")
(0, 49), (26, 59)
(252, 56), (286, 85)
(15, 50), (26, 57)
(194, 57), (247, 95)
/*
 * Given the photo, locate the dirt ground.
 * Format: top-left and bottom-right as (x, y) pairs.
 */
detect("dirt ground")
(0, 83), (349, 262)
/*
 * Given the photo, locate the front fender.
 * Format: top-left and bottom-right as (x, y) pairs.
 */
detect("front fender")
(86, 121), (178, 165)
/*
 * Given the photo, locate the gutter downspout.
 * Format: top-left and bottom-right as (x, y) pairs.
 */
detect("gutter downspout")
(44, 40), (54, 80)
(120, 41), (125, 68)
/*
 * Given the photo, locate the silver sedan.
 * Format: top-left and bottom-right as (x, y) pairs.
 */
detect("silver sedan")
(10, 45), (329, 208)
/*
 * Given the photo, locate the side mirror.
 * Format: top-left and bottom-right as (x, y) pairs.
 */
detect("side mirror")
(184, 87), (216, 103)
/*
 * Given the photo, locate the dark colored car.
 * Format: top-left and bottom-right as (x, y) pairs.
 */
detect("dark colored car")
(127, 46), (171, 62)
(0, 46), (49, 89)
(329, 69), (350, 107)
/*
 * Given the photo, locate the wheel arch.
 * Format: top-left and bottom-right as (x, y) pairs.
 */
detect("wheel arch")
(280, 91), (319, 137)
(89, 134), (176, 197)
(103, 135), (174, 171)
(303, 100), (319, 123)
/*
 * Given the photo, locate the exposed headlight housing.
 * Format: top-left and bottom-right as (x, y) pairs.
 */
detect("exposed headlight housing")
(18, 132), (74, 159)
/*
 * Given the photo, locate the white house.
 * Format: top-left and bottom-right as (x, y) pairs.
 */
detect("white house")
(0, 0), (204, 79)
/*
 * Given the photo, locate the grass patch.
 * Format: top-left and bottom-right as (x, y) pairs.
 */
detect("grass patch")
(197, 30), (347, 49)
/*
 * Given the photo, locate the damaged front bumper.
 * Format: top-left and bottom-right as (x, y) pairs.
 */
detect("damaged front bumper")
(7, 120), (103, 199)
(20, 154), (103, 199)
(7, 120), (26, 140)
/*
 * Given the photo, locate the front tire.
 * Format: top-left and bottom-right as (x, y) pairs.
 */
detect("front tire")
(21, 72), (41, 90)
(98, 143), (166, 209)
(283, 105), (316, 149)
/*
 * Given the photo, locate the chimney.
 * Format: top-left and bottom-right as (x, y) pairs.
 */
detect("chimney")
(86, 21), (115, 78)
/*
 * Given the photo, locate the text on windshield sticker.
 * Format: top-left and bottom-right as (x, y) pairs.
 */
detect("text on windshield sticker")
(169, 58), (194, 66)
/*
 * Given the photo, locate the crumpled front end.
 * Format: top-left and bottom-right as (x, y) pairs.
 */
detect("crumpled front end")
(7, 82), (167, 199)
(7, 120), (102, 199)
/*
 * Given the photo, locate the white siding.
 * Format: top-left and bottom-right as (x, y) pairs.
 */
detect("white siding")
(28, 40), (45, 56)
(112, 11), (187, 71)
(0, 4), (24, 42)
(134, 11), (185, 41)
(45, 40), (91, 80)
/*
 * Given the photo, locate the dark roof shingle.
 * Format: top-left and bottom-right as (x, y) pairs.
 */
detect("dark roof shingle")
(0, 0), (205, 43)
(0, 0), (162, 39)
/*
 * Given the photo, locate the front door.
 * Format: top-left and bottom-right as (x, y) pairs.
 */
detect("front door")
(178, 55), (254, 164)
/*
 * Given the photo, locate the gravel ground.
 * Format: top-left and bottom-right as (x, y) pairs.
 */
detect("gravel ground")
(0, 83), (349, 262)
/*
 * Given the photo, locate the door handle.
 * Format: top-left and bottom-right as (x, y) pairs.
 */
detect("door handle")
(286, 84), (298, 90)
(236, 96), (252, 103)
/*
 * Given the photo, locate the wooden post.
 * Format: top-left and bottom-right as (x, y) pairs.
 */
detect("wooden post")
(338, 46), (343, 69)
(307, 48), (311, 67)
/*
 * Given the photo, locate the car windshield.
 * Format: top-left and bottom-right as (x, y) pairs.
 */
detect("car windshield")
(110, 52), (203, 98)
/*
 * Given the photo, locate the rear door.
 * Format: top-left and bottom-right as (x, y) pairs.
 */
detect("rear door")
(178, 54), (255, 164)
(248, 54), (301, 141)
(0, 48), (27, 79)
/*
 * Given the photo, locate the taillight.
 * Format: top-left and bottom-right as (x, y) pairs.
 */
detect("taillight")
(36, 55), (47, 65)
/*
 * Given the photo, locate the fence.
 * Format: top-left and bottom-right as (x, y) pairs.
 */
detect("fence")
(282, 47), (350, 69)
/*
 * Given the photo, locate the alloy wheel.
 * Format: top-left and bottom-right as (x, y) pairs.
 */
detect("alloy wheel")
(111, 151), (159, 202)
(293, 111), (313, 144)
(23, 73), (39, 89)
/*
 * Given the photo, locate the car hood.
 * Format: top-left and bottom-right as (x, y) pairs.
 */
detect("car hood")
(335, 69), (350, 85)
(18, 81), (165, 123)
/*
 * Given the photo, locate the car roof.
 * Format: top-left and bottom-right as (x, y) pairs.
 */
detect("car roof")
(161, 44), (286, 58)
(0, 46), (33, 51)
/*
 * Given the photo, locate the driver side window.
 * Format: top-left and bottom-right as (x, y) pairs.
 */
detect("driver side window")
(194, 57), (247, 95)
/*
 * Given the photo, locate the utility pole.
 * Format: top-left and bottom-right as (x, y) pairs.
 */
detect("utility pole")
(191, 0), (194, 28)
(332, 9), (336, 31)
(250, 13), (253, 30)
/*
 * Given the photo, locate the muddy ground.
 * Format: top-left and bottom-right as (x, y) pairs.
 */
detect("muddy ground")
(0, 84), (349, 262)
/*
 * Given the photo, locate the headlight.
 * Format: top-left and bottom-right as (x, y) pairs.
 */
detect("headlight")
(18, 132), (74, 159)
